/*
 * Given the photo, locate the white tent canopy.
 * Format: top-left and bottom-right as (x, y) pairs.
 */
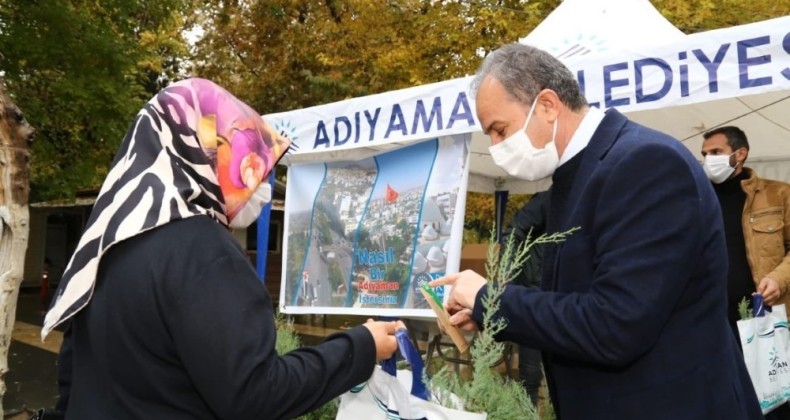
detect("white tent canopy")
(265, 0), (790, 193)
(520, 0), (684, 56)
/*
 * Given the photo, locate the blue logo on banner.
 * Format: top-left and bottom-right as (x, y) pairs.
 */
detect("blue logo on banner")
(413, 272), (444, 302)
(549, 33), (608, 60)
(275, 120), (298, 143)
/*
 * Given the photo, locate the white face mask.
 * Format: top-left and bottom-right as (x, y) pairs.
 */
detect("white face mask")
(229, 182), (272, 229)
(703, 152), (737, 184)
(488, 95), (559, 181)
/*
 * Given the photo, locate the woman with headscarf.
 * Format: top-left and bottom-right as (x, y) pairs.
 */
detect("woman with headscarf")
(41, 78), (403, 419)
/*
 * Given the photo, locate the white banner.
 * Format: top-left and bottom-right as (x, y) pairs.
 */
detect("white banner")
(571, 15), (790, 112)
(267, 78), (478, 161)
(265, 16), (790, 158)
(279, 135), (470, 317)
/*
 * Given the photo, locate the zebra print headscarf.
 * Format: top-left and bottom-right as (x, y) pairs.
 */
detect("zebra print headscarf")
(42, 78), (290, 339)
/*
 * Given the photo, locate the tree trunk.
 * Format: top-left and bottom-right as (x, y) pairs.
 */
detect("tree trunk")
(0, 82), (34, 418)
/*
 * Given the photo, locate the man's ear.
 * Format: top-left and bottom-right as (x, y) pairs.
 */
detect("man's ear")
(736, 147), (749, 164)
(538, 89), (561, 123)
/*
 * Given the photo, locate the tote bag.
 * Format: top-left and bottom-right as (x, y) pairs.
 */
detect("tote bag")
(336, 329), (486, 420)
(737, 295), (790, 414)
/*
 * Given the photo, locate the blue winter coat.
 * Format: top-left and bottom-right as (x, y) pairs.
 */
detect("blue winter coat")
(472, 109), (762, 419)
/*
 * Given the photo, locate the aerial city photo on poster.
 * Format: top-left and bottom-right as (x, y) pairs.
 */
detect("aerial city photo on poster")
(281, 135), (470, 315)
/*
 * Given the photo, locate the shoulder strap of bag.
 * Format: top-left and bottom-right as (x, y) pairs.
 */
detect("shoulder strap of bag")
(381, 328), (430, 401)
(753, 293), (770, 317)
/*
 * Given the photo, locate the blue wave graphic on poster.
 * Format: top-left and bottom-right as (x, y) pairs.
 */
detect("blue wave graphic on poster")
(282, 134), (469, 314)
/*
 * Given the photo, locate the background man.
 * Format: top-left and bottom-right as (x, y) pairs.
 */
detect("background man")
(432, 43), (762, 419)
(701, 125), (790, 419)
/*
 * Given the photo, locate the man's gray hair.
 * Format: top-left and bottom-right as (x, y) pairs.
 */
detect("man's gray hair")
(471, 43), (587, 111)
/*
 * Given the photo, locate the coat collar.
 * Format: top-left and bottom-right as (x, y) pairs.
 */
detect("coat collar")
(740, 167), (763, 192)
(554, 108), (629, 229)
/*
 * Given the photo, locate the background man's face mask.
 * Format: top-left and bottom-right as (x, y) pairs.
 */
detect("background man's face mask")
(703, 151), (738, 184)
(488, 95), (559, 181)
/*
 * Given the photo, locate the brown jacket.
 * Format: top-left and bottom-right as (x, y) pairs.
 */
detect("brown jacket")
(740, 168), (790, 304)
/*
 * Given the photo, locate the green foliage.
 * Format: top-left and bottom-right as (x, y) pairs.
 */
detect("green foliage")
(298, 399), (339, 420)
(486, 226), (578, 285)
(539, 396), (556, 420)
(0, 0), (195, 201)
(191, 0), (559, 114)
(429, 226), (576, 419)
(464, 192), (533, 243)
(738, 296), (753, 321)
(275, 314), (303, 355)
(653, 0), (790, 34)
(4, 0), (790, 201)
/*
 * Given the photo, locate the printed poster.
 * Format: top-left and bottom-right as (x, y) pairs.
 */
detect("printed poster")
(280, 134), (470, 317)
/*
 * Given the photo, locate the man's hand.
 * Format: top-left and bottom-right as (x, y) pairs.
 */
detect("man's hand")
(429, 270), (487, 330)
(443, 308), (478, 332)
(362, 319), (406, 361)
(757, 276), (782, 305)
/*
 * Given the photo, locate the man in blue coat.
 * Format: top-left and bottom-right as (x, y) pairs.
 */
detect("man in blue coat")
(431, 43), (762, 419)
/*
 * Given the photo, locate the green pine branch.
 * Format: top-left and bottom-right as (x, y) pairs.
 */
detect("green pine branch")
(429, 226), (577, 419)
(738, 296), (753, 320)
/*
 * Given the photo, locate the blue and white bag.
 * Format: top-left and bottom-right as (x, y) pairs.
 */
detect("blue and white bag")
(737, 295), (790, 414)
(336, 329), (486, 420)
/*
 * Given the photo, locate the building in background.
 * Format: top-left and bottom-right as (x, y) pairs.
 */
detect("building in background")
(23, 181), (287, 309)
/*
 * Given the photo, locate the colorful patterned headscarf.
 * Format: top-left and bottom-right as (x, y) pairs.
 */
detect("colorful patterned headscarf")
(42, 78), (290, 338)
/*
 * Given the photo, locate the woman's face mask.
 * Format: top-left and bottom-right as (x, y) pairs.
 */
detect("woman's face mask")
(229, 182), (272, 229)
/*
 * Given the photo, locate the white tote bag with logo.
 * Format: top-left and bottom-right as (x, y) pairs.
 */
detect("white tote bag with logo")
(770, 304), (790, 400)
(738, 298), (790, 414)
(336, 329), (486, 420)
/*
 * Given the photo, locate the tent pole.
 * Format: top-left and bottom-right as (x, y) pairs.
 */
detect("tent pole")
(256, 169), (277, 283)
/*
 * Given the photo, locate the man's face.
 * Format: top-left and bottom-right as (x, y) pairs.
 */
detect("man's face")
(475, 75), (550, 147)
(701, 133), (733, 158)
(701, 133), (745, 168)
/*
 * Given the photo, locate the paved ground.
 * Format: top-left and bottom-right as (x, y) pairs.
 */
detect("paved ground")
(4, 292), (62, 418)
